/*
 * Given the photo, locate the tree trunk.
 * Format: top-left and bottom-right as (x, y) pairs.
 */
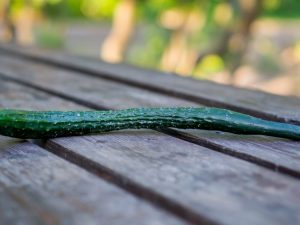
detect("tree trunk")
(161, 8), (201, 75)
(0, 0), (15, 42)
(101, 0), (136, 63)
(15, 0), (35, 46)
(229, 0), (262, 76)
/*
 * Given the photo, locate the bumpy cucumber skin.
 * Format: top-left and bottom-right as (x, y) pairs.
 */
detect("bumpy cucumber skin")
(0, 107), (299, 140)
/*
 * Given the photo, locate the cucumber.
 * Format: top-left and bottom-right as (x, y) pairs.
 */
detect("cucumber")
(0, 107), (299, 140)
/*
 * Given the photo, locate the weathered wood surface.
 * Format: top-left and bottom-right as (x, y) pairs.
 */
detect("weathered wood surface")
(0, 80), (84, 110)
(0, 142), (187, 225)
(0, 82), (187, 225)
(1, 55), (300, 179)
(181, 130), (300, 176)
(0, 44), (300, 124)
(1, 69), (300, 225)
(47, 132), (300, 225)
(0, 55), (195, 109)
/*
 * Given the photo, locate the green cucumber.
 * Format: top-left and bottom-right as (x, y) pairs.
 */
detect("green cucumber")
(0, 107), (299, 140)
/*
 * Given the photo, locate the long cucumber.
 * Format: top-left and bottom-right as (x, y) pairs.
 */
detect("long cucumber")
(0, 107), (299, 140)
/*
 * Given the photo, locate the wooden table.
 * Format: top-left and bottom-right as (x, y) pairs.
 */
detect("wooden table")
(0, 44), (299, 225)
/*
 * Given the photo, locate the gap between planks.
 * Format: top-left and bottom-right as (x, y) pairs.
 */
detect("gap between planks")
(0, 80), (220, 225)
(0, 138), (189, 225)
(38, 139), (218, 225)
(0, 77), (299, 224)
(0, 74), (300, 180)
(0, 45), (299, 125)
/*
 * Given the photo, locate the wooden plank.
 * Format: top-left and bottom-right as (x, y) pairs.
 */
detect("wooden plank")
(1, 55), (300, 179)
(46, 131), (300, 225)
(176, 129), (300, 177)
(1, 64), (300, 225)
(0, 55), (195, 109)
(0, 81), (188, 225)
(0, 139), (187, 225)
(0, 44), (299, 124)
(0, 80), (211, 225)
(0, 79), (84, 111)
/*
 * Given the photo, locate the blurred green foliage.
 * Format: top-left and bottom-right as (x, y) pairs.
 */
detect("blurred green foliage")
(34, 22), (64, 48)
(263, 0), (300, 19)
(5, 0), (300, 78)
(7, 0), (300, 24)
(127, 25), (170, 68)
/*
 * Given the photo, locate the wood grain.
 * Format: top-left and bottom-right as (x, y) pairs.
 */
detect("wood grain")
(0, 55), (300, 178)
(0, 80), (213, 225)
(0, 80), (84, 111)
(47, 131), (300, 225)
(0, 44), (299, 124)
(0, 81), (189, 225)
(1, 67), (300, 225)
(0, 138), (187, 225)
(0, 55), (195, 109)
(173, 129), (300, 178)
